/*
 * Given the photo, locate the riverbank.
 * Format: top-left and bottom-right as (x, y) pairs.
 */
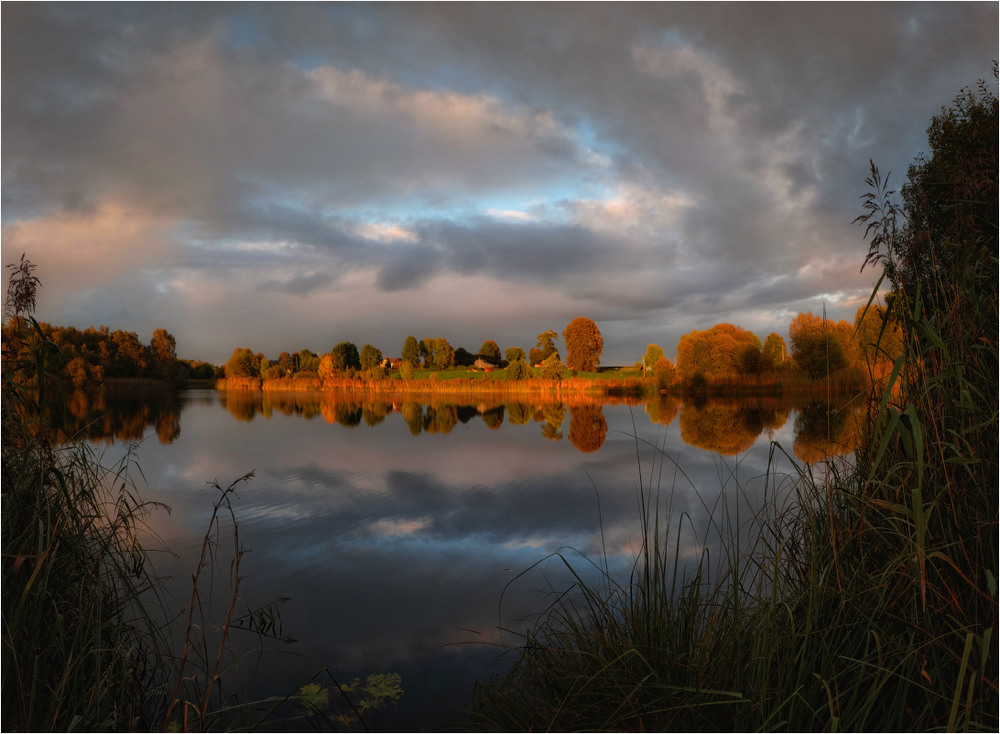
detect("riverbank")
(214, 369), (868, 400)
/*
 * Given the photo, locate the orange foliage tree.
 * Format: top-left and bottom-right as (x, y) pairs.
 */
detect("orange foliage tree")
(563, 317), (603, 372)
(676, 323), (761, 380)
(761, 332), (788, 370)
(853, 303), (903, 366)
(568, 404), (607, 453)
(788, 312), (853, 378)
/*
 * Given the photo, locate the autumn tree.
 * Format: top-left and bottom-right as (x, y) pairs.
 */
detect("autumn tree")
(150, 328), (177, 362)
(401, 336), (421, 366)
(788, 312), (851, 378)
(643, 344), (664, 375)
(653, 356), (675, 391)
(318, 354), (337, 379)
(854, 303), (904, 366)
(225, 347), (258, 378)
(676, 324), (760, 380)
(563, 318), (603, 372)
(110, 330), (148, 377)
(761, 333), (788, 370)
(568, 405), (608, 453)
(737, 343), (762, 375)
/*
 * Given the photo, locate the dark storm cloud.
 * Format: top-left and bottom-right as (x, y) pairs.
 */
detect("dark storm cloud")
(2, 2), (995, 362)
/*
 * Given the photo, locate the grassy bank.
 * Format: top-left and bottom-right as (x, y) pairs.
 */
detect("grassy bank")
(216, 368), (866, 401)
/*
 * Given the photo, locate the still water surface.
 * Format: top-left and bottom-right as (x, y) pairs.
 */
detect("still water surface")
(63, 387), (858, 730)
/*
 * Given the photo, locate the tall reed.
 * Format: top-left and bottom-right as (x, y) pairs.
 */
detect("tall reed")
(469, 149), (998, 730)
(2, 261), (388, 731)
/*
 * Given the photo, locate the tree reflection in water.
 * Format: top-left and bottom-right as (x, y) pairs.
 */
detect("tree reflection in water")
(533, 403), (565, 442)
(792, 400), (860, 463)
(568, 404), (608, 453)
(47, 388), (185, 445)
(644, 393), (679, 427)
(59, 387), (862, 461)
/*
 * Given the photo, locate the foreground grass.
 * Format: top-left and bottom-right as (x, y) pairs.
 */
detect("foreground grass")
(1, 274), (398, 730)
(469, 266), (997, 728)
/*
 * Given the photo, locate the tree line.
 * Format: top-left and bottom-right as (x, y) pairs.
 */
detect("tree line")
(2, 295), (902, 395)
(219, 302), (902, 392)
(0, 317), (214, 390)
(221, 316), (612, 384)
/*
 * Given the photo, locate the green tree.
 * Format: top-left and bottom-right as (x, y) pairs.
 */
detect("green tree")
(861, 78), (997, 313)
(330, 342), (361, 372)
(505, 358), (530, 381)
(359, 344), (383, 371)
(478, 340), (501, 362)
(530, 330), (560, 364)
(420, 338), (434, 367)
(401, 336), (421, 366)
(399, 360), (415, 380)
(539, 354), (564, 380)
(643, 344), (664, 375)
(563, 318), (603, 372)
(432, 338), (454, 369)
(505, 346), (525, 363)
(298, 349), (320, 374)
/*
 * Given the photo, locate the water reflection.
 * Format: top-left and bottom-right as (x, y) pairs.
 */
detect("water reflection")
(793, 399), (862, 463)
(55, 387), (863, 461)
(679, 398), (790, 455)
(46, 388), (185, 445)
(67, 388), (865, 731)
(568, 404), (608, 453)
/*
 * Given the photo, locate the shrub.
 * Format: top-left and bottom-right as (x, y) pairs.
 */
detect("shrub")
(505, 358), (529, 381)
(539, 354), (564, 381)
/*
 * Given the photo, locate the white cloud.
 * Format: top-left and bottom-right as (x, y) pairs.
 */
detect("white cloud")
(351, 221), (420, 243)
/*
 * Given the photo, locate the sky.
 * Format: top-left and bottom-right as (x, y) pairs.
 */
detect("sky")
(3, 3), (996, 365)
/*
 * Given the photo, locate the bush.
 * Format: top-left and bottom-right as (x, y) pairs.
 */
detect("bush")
(539, 354), (564, 381)
(505, 359), (529, 381)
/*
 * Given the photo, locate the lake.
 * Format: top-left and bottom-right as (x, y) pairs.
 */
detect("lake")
(57, 386), (860, 731)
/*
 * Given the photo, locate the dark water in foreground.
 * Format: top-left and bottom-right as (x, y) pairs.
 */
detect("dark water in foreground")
(62, 387), (859, 730)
